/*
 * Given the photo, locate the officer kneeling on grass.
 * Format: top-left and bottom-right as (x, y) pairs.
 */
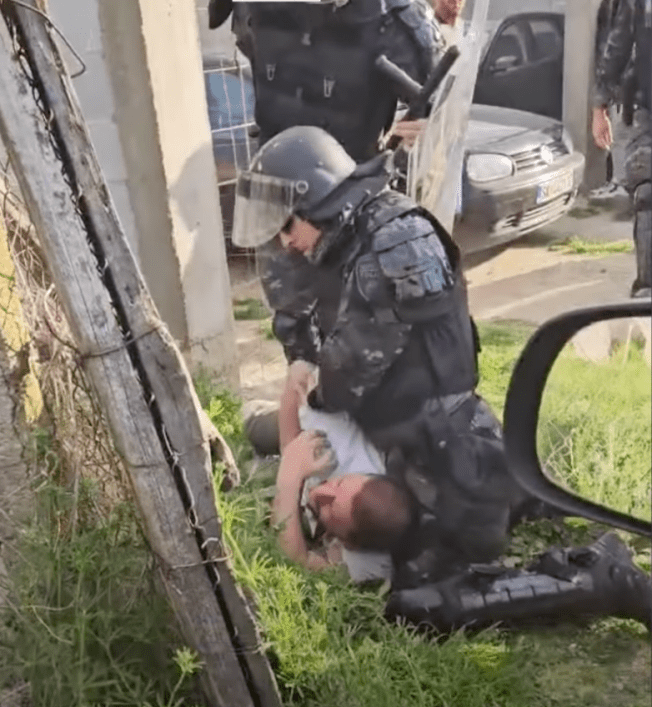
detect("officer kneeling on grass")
(232, 125), (651, 632)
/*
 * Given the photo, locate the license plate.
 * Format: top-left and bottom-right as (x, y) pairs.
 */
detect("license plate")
(536, 171), (574, 204)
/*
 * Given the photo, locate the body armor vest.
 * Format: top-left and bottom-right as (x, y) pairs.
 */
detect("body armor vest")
(235, 1), (439, 162)
(351, 193), (479, 432)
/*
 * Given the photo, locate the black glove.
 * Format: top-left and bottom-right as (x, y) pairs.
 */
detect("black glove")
(208, 0), (233, 29)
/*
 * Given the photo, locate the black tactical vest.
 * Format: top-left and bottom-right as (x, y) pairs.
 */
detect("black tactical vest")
(350, 192), (479, 432)
(234, 0), (440, 162)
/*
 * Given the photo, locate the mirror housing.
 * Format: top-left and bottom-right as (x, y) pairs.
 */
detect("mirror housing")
(503, 299), (652, 538)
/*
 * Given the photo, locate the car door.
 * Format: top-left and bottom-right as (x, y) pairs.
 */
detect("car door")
(473, 12), (564, 119)
(519, 14), (564, 119)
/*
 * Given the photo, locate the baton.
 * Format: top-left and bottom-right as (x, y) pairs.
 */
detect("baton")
(376, 45), (460, 149)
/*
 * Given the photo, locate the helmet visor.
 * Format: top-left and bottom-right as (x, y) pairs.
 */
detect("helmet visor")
(232, 171), (309, 248)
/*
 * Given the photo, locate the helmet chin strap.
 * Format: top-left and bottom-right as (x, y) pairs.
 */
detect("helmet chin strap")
(304, 168), (393, 265)
(304, 210), (353, 265)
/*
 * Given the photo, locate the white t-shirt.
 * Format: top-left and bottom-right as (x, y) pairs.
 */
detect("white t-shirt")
(299, 405), (392, 583)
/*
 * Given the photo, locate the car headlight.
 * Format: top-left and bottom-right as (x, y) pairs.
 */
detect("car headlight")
(466, 153), (514, 183)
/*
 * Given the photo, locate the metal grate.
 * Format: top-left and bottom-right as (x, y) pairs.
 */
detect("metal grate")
(203, 56), (258, 269)
(511, 139), (569, 173)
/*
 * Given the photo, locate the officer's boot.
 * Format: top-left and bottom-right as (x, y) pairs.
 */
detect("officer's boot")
(385, 533), (651, 633)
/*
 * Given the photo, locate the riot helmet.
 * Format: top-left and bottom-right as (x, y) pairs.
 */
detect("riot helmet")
(232, 126), (360, 248)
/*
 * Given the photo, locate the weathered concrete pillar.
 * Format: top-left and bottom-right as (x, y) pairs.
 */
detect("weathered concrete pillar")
(563, 0), (607, 191)
(49, 0), (239, 389)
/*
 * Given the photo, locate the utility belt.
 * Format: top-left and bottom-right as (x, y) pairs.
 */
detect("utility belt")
(366, 390), (476, 457)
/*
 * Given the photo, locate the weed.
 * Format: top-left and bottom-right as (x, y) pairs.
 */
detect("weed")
(209, 320), (650, 706)
(233, 298), (270, 320)
(567, 205), (602, 219)
(192, 364), (221, 410)
(548, 236), (633, 255)
(0, 487), (205, 707)
(260, 319), (276, 340)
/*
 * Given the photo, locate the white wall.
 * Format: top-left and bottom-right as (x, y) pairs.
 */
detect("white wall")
(49, 0), (140, 260)
(46, 0), (239, 387)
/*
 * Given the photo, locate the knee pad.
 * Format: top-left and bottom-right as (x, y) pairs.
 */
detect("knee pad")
(272, 311), (300, 343)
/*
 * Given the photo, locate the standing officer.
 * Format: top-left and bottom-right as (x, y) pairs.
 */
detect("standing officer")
(592, 0), (651, 298)
(231, 125), (652, 631)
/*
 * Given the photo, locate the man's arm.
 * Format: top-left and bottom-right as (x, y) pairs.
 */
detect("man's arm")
(272, 430), (337, 570)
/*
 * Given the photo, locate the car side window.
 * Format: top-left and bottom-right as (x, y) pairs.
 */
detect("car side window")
(527, 19), (563, 62)
(486, 23), (526, 72)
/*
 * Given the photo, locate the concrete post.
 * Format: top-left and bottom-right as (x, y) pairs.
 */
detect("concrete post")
(562, 0), (607, 191)
(49, 0), (239, 389)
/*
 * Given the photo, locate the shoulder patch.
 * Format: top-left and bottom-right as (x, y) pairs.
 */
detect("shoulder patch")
(355, 252), (385, 304)
(372, 215), (454, 301)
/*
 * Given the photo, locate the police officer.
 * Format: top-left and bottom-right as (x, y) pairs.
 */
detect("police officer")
(231, 126), (651, 631)
(209, 0), (446, 366)
(592, 0), (652, 298)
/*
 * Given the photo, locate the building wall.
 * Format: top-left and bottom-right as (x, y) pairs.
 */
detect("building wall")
(47, 0), (239, 387)
(49, 0), (140, 260)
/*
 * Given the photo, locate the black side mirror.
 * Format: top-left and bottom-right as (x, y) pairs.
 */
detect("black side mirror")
(503, 299), (652, 538)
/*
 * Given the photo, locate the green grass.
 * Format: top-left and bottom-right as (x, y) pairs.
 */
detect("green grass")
(233, 297), (271, 320)
(548, 236), (633, 256)
(0, 487), (203, 707)
(210, 320), (650, 707)
(3, 322), (649, 706)
(539, 340), (651, 521)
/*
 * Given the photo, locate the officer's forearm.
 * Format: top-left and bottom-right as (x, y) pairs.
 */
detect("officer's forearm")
(279, 383), (302, 452)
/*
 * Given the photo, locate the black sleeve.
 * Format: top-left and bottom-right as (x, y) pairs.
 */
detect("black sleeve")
(594, 0), (635, 106)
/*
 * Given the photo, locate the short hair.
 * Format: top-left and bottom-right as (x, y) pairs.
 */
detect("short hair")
(345, 476), (415, 552)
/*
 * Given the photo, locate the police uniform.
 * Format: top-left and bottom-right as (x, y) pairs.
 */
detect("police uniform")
(232, 126), (652, 632)
(594, 0), (652, 296)
(230, 0), (444, 161)
(303, 189), (533, 580)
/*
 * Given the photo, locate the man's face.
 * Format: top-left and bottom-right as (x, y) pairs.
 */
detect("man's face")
(308, 474), (370, 542)
(278, 215), (322, 256)
(433, 0), (465, 25)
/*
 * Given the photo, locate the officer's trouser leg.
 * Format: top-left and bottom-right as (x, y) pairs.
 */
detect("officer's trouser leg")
(625, 110), (652, 296)
(632, 182), (652, 296)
